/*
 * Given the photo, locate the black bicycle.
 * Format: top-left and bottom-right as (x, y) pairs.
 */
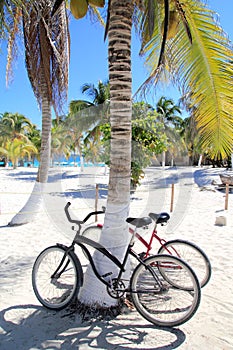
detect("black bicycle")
(32, 202), (201, 327)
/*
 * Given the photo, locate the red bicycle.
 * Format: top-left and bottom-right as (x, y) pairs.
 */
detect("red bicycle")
(82, 211), (211, 288)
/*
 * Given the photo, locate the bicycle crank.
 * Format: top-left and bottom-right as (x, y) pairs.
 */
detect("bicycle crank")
(107, 279), (126, 299)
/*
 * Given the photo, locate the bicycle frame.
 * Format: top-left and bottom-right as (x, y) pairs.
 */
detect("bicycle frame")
(96, 222), (180, 260)
(62, 202), (168, 294)
(72, 228), (162, 292)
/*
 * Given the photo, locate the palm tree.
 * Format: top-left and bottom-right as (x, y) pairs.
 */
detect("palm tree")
(78, 0), (134, 309)
(49, 0), (233, 313)
(0, 138), (38, 169)
(155, 96), (182, 166)
(0, 112), (33, 142)
(5, 1), (70, 225)
(156, 96), (182, 127)
(67, 80), (110, 169)
(27, 124), (41, 166)
(81, 80), (110, 105)
(51, 118), (72, 165)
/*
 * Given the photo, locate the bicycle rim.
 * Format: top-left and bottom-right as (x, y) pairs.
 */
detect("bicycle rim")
(130, 254), (201, 327)
(32, 246), (79, 310)
(158, 239), (211, 288)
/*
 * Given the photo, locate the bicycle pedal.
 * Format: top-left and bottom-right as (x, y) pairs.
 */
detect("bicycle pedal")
(124, 297), (135, 310)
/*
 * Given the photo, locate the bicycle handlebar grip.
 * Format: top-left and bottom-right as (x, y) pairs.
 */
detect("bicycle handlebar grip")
(64, 202), (78, 223)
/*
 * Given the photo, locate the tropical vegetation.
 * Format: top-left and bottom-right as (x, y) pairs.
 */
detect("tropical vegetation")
(1, 0), (233, 315)
(0, 112), (39, 167)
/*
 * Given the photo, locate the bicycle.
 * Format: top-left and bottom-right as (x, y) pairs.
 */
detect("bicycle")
(82, 210), (211, 288)
(32, 202), (201, 328)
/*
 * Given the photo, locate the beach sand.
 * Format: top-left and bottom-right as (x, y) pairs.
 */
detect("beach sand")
(0, 165), (232, 349)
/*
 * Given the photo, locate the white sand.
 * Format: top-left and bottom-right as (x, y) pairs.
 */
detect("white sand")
(0, 165), (232, 349)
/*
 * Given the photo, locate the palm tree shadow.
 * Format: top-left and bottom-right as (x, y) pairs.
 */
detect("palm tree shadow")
(0, 304), (186, 350)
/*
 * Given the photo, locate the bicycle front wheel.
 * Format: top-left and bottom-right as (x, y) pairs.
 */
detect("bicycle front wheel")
(158, 239), (211, 288)
(32, 245), (82, 310)
(130, 254), (201, 327)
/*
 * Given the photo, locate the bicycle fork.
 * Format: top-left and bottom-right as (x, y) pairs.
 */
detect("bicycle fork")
(51, 244), (74, 279)
(130, 249), (166, 293)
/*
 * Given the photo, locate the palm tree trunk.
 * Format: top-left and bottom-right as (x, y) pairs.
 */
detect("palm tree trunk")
(162, 150), (166, 168)
(9, 73), (52, 226)
(79, 0), (133, 307)
(36, 80), (52, 183)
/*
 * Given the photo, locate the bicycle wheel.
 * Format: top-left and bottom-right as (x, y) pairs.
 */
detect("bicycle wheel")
(130, 254), (201, 327)
(32, 245), (83, 310)
(158, 239), (211, 288)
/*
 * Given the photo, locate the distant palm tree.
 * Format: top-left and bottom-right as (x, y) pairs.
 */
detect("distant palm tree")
(67, 80), (110, 168)
(155, 96), (182, 166)
(156, 96), (182, 128)
(51, 118), (72, 165)
(81, 80), (110, 105)
(0, 112), (33, 142)
(27, 124), (41, 166)
(0, 138), (38, 169)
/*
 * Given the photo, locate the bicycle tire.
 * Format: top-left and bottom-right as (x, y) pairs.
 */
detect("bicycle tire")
(158, 239), (211, 288)
(32, 245), (83, 310)
(130, 254), (201, 327)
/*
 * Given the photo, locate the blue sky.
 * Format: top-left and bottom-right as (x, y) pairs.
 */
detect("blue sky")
(0, 0), (232, 128)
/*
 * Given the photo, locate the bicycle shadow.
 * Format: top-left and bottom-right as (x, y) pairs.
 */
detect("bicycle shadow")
(0, 304), (186, 349)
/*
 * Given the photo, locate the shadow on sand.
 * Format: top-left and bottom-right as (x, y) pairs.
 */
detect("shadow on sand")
(0, 304), (186, 350)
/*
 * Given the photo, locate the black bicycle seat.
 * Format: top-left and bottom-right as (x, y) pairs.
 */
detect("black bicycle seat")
(126, 216), (152, 228)
(149, 212), (170, 224)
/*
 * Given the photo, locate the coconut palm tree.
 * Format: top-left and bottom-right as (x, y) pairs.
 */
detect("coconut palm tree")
(27, 124), (41, 166)
(0, 112), (33, 142)
(155, 96), (182, 166)
(77, 0), (134, 309)
(0, 138), (38, 169)
(47, 0), (233, 313)
(51, 117), (72, 165)
(4, 1), (70, 225)
(66, 80), (110, 169)
(156, 96), (182, 127)
(81, 80), (110, 105)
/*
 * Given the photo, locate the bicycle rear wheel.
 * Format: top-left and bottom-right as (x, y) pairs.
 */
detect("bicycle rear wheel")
(32, 245), (83, 310)
(130, 254), (201, 327)
(158, 239), (211, 288)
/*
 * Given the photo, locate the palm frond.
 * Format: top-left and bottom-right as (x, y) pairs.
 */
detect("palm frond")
(156, 0), (169, 69)
(140, 0), (233, 158)
(22, 0), (69, 115)
(174, 0), (192, 44)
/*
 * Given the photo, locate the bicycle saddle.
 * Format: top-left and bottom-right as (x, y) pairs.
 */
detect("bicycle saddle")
(126, 216), (152, 228)
(149, 212), (170, 224)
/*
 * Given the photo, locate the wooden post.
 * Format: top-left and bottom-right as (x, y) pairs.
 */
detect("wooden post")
(225, 184), (229, 210)
(95, 184), (99, 221)
(170, 183), (174, 212)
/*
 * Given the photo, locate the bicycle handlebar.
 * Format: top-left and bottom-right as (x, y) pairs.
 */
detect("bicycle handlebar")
(64, 202), (105, 225)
